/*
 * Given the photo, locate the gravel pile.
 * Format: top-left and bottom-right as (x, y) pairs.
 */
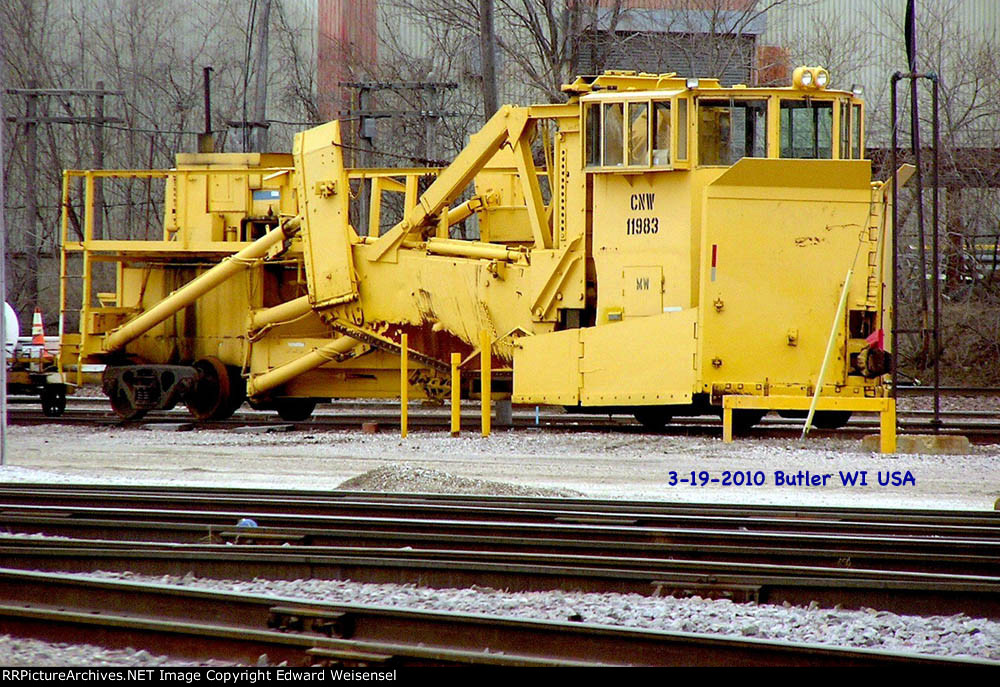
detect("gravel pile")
(79, 572), (1000, 661)
(0, 634), (242, 667)
(337, 463), (583, 497)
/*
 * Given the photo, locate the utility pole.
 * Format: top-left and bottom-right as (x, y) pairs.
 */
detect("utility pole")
(199, 67), (214, 153)
(358, 85), (374, 234)
(5, 86), (123, 312)
(340, 81), (459, 235)
(24, 80), (39, 305)
(252, 0), (272, 152)
(93, 81), (105, 240)
(1, 39), (8, 466)
(479, 0), (499, 122)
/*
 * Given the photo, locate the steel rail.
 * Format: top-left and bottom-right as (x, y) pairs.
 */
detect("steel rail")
(8, 397), (1000, 441)
(3, 514), (997, 576)
(10, 412), (1000, 443)
(0, 568), (995, 667)
(7, 520), (996, 577)
(2, 500), (996, 539)
(4, 483), (997, 525)
(2, 538), (999, 619)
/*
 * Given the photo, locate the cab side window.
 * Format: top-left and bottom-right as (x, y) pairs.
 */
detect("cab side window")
(603, 103), (625, 166)
(780, 100), (833, 159)
(585, 102), (601, 167)
(628, 102), (649, 166)
(652, 101), (671, 166)
(698, 99), (767, 165)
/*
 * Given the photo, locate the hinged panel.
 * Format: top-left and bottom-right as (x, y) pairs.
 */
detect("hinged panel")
(292, 121), (359, 308)
(622, 266), (663, 317)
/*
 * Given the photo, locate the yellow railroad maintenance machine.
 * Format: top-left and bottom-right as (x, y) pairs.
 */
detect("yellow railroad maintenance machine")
(59, 68), (900, 446)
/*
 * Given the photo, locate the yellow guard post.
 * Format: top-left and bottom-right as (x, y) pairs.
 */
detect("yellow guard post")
(451, 352), (461, 437)
(722, 395), (897, 454)
(400, 333), (408, 438)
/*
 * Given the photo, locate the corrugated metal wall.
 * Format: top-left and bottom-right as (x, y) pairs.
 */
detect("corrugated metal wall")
(762, 0), (1000, 144)
(312, 0), (999, 149)
(317, 0), (378, 118)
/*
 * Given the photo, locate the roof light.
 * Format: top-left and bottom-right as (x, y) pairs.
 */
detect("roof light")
(686, 77), (699, 89)
(852, 83), (864, 96)
(792, 66), (813, 88)
(792, 66), (830, 90)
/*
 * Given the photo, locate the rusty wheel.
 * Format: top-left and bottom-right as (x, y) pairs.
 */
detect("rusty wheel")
(185, 357), (236, 421)
(634, 407), (672, 432)
(730, 409), (767, 435)
(107, 381), (147, 421)
(275, 398), (317, 422)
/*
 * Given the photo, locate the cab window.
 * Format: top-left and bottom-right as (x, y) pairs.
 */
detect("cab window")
(652, 101), (671, 165)
(603, 103), (624, 166)
(780, 100), (833, 159)
(698, 99), (767, 165)
(852, 103), (862, 159)
(675, 98), (688, 161)
(585, 102), (600, 167)
(628, 102), (649, 166)
(840, 102), (851, 158)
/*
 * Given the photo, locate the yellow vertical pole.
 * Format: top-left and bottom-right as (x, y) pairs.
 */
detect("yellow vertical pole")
(451, 352), (461, 437)
(400, 333), (408, 438)
(722, 401), (734, 444)
(79, 172), (95, 387)
(880, 398), (897, 454)
(480, 330), (491, 437)
(58, 173), (70, 381)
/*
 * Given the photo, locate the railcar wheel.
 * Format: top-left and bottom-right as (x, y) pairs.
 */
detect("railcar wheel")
(108, 383), (147, 421)
(41, 385), (66, 417)
(810, 410), (852, 430)
(729, 409), (767, 435)
(275, 398), (317, 422)
(185, 357), (238, 421)
(224, 365), (247, 416)
(634, 407), (672, 432)
(777, 410), (852, 430)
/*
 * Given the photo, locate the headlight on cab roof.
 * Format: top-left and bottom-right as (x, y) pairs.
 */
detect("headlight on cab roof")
(793, 66), (830, 90)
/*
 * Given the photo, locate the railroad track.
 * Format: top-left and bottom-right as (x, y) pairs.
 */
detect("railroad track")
(4, 568), (990, 667)
(2, 485), (998, 622)
(8, 396), (1000, 441)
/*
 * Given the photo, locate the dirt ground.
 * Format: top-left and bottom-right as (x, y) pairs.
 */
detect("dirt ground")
(3, 422), (998, 510)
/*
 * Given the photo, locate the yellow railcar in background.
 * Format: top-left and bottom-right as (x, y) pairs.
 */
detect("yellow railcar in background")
(60, 68), (896, 434)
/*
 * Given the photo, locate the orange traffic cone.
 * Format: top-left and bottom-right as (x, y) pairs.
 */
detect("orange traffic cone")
(30, 309), (45, 345)
(30, 309), (52, 369)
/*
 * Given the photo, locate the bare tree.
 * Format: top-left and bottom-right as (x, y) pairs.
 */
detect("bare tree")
(1, 0), (318, 323)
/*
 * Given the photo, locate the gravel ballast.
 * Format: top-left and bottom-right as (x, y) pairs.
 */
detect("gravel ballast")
(3, 420), (999, 665)
(58, 571), (1000, 662)
(5, 424), (999, 509)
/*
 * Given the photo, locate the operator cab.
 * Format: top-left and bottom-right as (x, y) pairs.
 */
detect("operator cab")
(579, 67), (865, 171)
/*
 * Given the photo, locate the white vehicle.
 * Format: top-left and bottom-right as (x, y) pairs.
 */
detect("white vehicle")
(3, 302), (17, 360)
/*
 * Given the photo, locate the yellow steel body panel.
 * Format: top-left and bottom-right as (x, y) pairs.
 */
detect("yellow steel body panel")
(512, 328), (580, 405)
(697, 158), (884, 394)
(292, 121), (358, 308)
(513, 310), (696, 406)
(580, 310), (696, 405)
(592, 173), (695, 322)
(349, 251), (549, 356)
